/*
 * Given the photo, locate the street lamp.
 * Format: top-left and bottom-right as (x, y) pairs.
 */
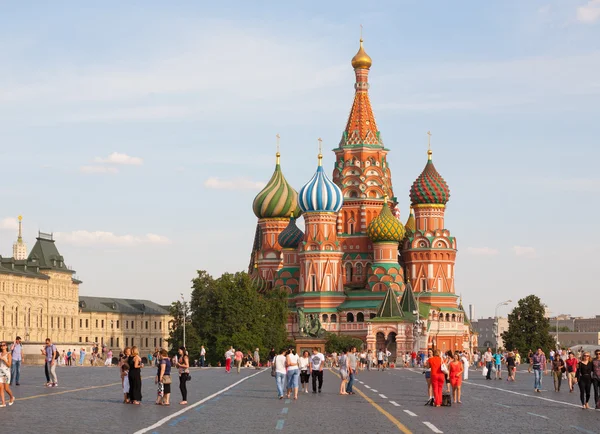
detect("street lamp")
(494, 300), (512, 352)
(180, 293), (186, 348)
(412, 283), (431, 353)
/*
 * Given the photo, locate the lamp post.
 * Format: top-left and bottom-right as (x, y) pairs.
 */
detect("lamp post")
(494, 300), (512, 352)
(180, 293), (186, 348)
(412, 284), (431, 353)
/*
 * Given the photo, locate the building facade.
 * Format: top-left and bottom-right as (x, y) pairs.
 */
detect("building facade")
(249, 39), (476, 358)
(472, 317), (509, 351)
(0, 220), (172, 360)
(550, 332), (600, 347)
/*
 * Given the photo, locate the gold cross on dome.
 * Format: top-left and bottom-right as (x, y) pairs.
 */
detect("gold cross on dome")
(427, 131), (432, 151)
(276, 133), (280, 153)
(360, 24), (363, 41)
(318, 137), (323, 154)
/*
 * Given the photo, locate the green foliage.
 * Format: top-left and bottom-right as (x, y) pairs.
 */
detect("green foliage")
(556, 326), (572, 333)
(166, 300), (203, 358)
(182, 270), (289, 365)
(324, 332), (364, 354)
(501, 295), (556, 354)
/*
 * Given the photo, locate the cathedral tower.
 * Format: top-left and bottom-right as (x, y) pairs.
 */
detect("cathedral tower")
(332, 38), (397, 289)
(13, 215), (27, 260)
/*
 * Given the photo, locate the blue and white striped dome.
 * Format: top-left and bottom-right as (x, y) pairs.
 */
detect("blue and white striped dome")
(298, 160), (343, 213)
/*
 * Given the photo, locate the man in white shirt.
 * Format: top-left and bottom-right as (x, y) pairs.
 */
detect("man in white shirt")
(484, 347), (493, 380)
(310, 347), (325, 393)
(377, 349), (384, 371)
(10, 336), (23, 386)
(225, 347), (234, 373)
(200, 346), (206, 367)
(274, 348), (288, 399)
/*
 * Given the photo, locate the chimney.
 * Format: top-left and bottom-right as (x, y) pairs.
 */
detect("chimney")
(469, 304), (475, 322)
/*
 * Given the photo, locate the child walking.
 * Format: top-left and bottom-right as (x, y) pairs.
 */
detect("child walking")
(121, 363), (130, 403)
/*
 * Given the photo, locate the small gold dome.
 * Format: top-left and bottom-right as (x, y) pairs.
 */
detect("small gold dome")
(351, 38), (372, 70)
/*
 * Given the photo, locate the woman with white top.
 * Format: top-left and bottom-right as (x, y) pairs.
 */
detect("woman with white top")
(274, 348), (287, 399)
(338, 349), (349, 395)
(286, 349), (300, 400)
(298, 351), (311, 394)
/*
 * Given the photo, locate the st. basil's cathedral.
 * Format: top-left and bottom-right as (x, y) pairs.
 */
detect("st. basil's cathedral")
(249, 38), (477, 357)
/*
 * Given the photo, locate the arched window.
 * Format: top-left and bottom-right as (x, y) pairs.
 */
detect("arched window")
(330, 314), (337, 323)
(322, 314), (329, 323)
(438, 312), (443, 322)
(356, 263), (363, 277)
(451, 314), (456, 322)
(346, 312), (355, 323)
(445, 313), (450, 321)
(357, 312), (365, 322)
(345, 263), (353, 282)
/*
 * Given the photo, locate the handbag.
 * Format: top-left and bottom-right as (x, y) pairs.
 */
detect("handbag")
(441, 362), (449, 375)
(482, 366), (488, 377)
(162, 374), (172, 385)
(271, 363), (276, 377)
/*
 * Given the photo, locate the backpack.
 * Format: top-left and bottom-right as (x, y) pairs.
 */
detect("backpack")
(442, 392), (452, 407)
(53, 345), (59, 360)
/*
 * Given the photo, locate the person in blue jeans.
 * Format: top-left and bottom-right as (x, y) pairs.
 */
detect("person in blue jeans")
(484, 347), (494, 380)
(492, 351), (504, 380)
(346, 346), (358, 394)
(9, 337), (22, 386)
(274, 349), (287, 399)
(532, 347), (547, 393)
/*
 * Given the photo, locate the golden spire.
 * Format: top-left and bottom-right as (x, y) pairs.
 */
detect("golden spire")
(351, 25), (372, 70)
(276, 133), (281, 165)
(17, 215), (23, 242)
(427, 131), (433, 161)
(317, 137), (323, 166)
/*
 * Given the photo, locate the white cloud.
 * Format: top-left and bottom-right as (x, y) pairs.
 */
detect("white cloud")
(94, 152), (143, 166)
(0, 217), (19, 230)
(204, 177), (266, 190)
(577, 0), (600, 23)
(466, 247), (499, 256)
(79, 166), (118, 174)
(513, 246), (536, 258)
(54, 230), (170, 246)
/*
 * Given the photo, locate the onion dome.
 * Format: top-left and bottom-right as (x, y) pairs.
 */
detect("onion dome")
(405, 208), (416, 234)
(253, 152), (300, 219)
(251, 265), (269, 293)
(409, 150), (450, 206)
(351, 38), (372, 70)
(367, 200), (406, 243)
(278, 214), (304, 249)
(298, 152), (343, 213)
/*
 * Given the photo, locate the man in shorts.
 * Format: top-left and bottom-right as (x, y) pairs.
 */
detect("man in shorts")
(377, 349), (384, 371)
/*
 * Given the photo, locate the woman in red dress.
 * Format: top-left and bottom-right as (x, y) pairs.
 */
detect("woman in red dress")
(427, 349), (445, 407)
(449, 353), (464, 403)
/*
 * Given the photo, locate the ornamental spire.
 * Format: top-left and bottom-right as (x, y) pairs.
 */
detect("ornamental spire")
(340, 34), (381, 148)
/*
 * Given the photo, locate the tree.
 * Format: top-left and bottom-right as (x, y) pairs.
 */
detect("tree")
(325, 332), (364, 354)
(556, 326), (572, 333)
(501, 295), (555, 354)
(166, 300), (202, 358)
(188, 270), (289, 365)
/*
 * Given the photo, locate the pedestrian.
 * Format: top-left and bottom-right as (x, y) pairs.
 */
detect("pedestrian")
(234, 348), (243, 374)
(338, 349), (349, 395)
(267, 347), (275, 368)
(449, 353), (463, 403)
(428, 349), (444, 407)
(176, 346), (190, 405)
(346, 346), (357, 395)
(359, 350), (366, 371)
(493, 349), (503, 380)
(377, 348), (384, 371)
(473, 351), (480, 370)
(422, 348), (434, 404)
(253, 348), (260, 369)
(79, 347), (86, 366)
(506, 352), (516, 381)
(592, 349), (600, 409)
(460, 351), (469, 380)
(483, 347), (493, 380)
(0, 342), (15, 407)
(66, 349), (72, 367)
(566, 352), (578, 393)
(298, 350), (310, 394)
(286, 348), (300, 400)
(155, 349), (172, 406)
(527, 349), (534, 373)
(199, 345), (206, 368)
(366, 350), (373, 371)
(310, 347), (325, 394)
(224, 347), (233, 373)
(444, 351), (452, 393)
(129, 346), (143, 404)
(121, 363), (130, 403)
(551, 354), (565, 391)
(576, 352), (593, 409)
(105, 349), (113, 367)
(531, 347), (547, 393)
(44, 338), (58, 387)
(9, 336), (22, 386)
(274, 348), (287, 399)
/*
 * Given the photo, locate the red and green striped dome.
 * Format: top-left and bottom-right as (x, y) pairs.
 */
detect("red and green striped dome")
(409, 152), (450, 206)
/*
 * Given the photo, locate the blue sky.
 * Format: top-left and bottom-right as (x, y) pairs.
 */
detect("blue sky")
(0, 1), (598, 318)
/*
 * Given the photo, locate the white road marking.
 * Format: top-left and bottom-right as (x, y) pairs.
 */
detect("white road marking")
(463, 380), (581, 408)
(423, 422), (443, 433)
(371, 389), (378, 392)
(389, 400), (401, 407)
(379, 394), (388, 399)
(494, 403), (511, 408)
(527, 412), (549, 419)
(133, 370), (265, 434)
(358, 381), (363, 384)
(364, 385), (371, 389)
(403, 410), (417, 417)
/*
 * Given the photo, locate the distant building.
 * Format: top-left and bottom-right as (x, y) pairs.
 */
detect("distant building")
(574, 316), (600, 333)
(472, 317), (508, 351)
(550, 332), (600, 347)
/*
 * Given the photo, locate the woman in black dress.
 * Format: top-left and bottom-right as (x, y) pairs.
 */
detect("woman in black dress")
(576, 352), (593, 409)
(129, 346), (143, 404)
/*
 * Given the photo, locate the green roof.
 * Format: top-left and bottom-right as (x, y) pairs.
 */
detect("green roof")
(437, 306), (462, 312)
(376, 287), (403, 319)
(78, 296), (170, 315)
(399, 282), (418, 314)
(289, 307), (338, 314)
(28, 233), (75, 274)
(337, 300), (383, 310)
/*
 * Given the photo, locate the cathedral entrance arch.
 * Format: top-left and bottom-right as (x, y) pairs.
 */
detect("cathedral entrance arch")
(386, 332), (397, 364)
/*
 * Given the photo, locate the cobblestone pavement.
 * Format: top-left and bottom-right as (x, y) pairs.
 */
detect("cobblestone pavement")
(1, 365), (598, 434)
